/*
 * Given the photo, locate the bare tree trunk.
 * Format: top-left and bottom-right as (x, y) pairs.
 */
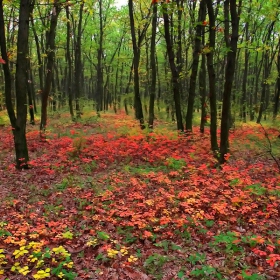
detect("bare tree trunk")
(96, 0), (104, 113)
(0, 0), (34, 169)
(241, 2), (251, 122)
(40, 1), (61, 133)
(65, 5), (74, 120)
(129, 0), (148, 129)
(206, 0), (219, 151)
(186, 0), (205, 131)
(148, 2), (157, 129)
(219, 0), (242, 163)
(273, 44), (280, 120)
(74, 2), (84, 118)
(162, 3), (183, 131)
(199, 36), (207, 133)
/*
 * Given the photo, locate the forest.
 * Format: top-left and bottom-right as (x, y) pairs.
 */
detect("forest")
(0, 0), (280, 279)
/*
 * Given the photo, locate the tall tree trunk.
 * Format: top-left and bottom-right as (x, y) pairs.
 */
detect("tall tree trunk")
(273, 44), (280, 120)
(129, 0), (146, 129)
(148, 2), (157, 129)
(186, 0), (205, 131)
(74, 2), (84, 118)
(199, 36), (207, 133)
(66, 5), (74, 120)
(251, 52), (263, 121)
(206, 0), (219, 151)
(175, 0), (183, 113)
(40, 1), (61, 133)
(27, 55), (35, 125)
(96, 0), (103, 113)
(241, 4), (251, 122)
(31, 15), (43, 93)
(0, 0), (34, 169)
(219, 0), (242, 164)
(162, 3), (183, 131)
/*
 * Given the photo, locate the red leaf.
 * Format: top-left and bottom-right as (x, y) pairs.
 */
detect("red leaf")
(0, 57), (6, 64)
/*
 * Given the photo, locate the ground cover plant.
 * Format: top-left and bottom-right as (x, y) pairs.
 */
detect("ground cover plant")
(0, 111), (280, 279)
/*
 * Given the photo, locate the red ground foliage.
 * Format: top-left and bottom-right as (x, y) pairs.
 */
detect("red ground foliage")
(0, 113), (279, 279)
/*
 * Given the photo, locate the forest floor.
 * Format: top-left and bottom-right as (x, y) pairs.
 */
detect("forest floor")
(0, 110), (280, 280)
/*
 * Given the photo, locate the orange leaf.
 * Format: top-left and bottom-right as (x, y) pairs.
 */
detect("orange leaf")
(143, 230), (152, 238)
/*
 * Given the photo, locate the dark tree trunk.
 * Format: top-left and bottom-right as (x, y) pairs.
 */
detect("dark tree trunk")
(74, 2), (84, 118)
(219, 0), (242, 164)
(96, 0), (104, 113)
(40, 1), (61, 133)
(31, 15), (43, 93)
(156, 54), (161, 112)
(186, 0), (205, 131)
(241, 4), (251, 122)
(54, 62), (61, 108)
(251, 52), (263, 121)
(129, 0), (147, 129)
(257, 57), (269, 124)
(206, 0), (219, 151)
(27, 56), (35, 125)
(175, 0), (183, 111)
(199, 33), (207, 133)
(273, 45), (280, 120)
(114, 49), (122, 113)
(148, 2), (157, 129)
(162, 3), (183, 131)
(0, 0), (34, 169)
(66, 5), (74, 120)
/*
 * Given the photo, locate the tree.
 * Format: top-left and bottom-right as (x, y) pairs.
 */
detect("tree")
(273, 39), (280, 120)
(0, 0), (34, 169)
(96, 0), (104, 113)
(162, 1), (183, 131)
(148, 1), (157, 129)
(205, 0), (219, 151)
(74, 1), (86, 118)
(40, 0), (61, 134)
(129, 0), (151, 129)
(185, 0), (206, 131)
(219, 0), (242, 164)
(65, 3), (74, 120)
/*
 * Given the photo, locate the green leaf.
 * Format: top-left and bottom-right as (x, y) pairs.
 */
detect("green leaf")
(97, 231), (110, 240)
(178, 270), (185, 278)
(62, 231), (73, 239)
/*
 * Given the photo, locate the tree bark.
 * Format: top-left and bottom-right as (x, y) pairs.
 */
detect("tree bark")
(0, 0), (34, 169)
(96, 0), (104, 113)
(65, 5), (74, 120)
(199, 33), (207, 133)
(205, 0), (219, 151)
(162, 3), (183, 131)
(40, 1), (61, 133)
(219, 0), (242, 163)
(74, 2), (84, 118)
(27, 55), (35, 124)
(241, 3), (251, 122)
(148, 2), (157, 129)
(186, 0), (205, 131)
(129, 0), (147, 129)
(273, 44), (280, 120)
